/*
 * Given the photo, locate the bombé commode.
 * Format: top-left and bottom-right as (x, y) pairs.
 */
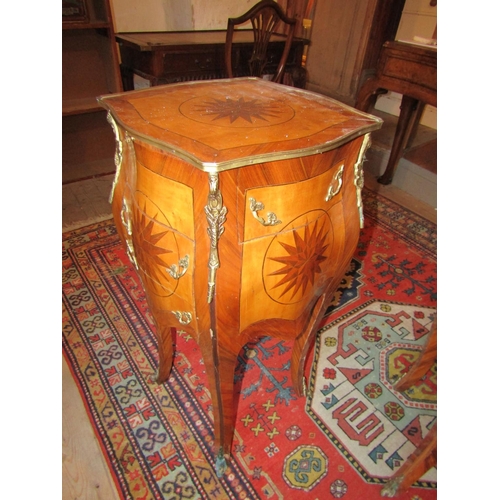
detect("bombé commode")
(98, 77), (382, 475)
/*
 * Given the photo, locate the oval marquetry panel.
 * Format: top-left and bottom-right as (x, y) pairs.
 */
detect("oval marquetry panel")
(262, 210), (334, 305)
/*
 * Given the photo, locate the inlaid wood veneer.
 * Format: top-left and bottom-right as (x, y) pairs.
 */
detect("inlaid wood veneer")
(98, 77), (382, 475)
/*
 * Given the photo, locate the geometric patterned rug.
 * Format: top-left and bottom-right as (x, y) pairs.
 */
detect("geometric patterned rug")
(62, 187), (437, 499)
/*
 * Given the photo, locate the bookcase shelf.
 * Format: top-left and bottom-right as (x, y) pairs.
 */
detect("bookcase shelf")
(62, 0), (122, 173)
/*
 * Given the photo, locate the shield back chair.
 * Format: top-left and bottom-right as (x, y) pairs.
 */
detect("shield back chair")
(225, 0), (296, 84)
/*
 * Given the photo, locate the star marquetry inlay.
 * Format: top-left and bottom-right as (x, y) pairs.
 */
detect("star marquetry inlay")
(195, 97), (282, 124)
(267, 219), (330, 300)
(133, 206), (173, 285)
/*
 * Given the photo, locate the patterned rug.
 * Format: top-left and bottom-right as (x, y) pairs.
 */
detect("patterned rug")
(62, 188), (437, 499)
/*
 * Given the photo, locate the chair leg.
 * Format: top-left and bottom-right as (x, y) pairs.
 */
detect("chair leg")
(120, 65), (134, 92)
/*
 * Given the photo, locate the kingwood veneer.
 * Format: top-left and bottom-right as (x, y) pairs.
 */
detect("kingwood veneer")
(98, 77), (382, 474)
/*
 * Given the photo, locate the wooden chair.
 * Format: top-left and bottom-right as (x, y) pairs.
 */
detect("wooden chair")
(381, 319), (437, 497)
(225, 0), (296, 84)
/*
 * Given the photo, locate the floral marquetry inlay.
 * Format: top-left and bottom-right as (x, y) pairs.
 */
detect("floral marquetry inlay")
(263, 212), (334, 305)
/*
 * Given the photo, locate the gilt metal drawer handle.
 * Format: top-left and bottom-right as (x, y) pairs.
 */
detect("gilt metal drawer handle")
(172, 311), (192, 325)
(325, 163), (345, 201)
(249, 198), (282, 226)
(166, 255), (189, 280)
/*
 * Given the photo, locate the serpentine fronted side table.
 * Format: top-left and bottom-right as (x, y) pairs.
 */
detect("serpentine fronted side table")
(98, 77), (382, 475)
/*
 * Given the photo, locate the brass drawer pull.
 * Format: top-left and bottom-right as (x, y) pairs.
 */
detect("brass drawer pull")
(167, 255), (189, 280)
(325, 163), (345, 201)
(249, 197), (282, 227)
(172, 311), (192, 325)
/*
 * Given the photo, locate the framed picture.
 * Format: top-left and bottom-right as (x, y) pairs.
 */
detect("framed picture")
(62, 0), (88, 23)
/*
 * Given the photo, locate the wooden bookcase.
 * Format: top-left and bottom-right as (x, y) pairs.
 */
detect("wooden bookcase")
(62, 0), (122, 175)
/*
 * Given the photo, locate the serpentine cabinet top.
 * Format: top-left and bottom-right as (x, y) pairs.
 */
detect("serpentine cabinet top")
(97, 77), (382, 171)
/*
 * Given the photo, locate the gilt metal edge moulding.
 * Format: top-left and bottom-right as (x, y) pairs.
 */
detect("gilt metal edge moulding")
(97, 77), (382, 172)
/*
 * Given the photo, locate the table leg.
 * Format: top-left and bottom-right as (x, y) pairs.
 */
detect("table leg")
(394, 319), (437, 392)
(198, 331), (240, 477)
(381, 424), (437, 497)
(355, 77), (388, 112)
(405, 101), (426, 150)
(378, 95), (420, 185)
(382, 318), (437, 496)
(152, 317), (174, 384)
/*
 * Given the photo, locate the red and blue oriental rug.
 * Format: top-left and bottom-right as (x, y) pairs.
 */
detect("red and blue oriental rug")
(62, 188), (437, 499)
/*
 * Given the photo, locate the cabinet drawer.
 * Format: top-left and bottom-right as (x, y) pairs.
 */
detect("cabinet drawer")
(240, 203), (346, 331)
(243, 159), (346, 242)
(164, 293), (195, 327)
(162, 49), (224, 75)
(128, 199), (194, 303)
(134, 160), (195, 241)
(382, 55), (436, 91)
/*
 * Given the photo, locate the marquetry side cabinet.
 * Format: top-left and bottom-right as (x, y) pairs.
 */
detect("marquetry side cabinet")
(98, 77), (382, 474)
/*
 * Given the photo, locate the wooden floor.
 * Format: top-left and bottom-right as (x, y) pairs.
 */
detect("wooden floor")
(364, 170), (436, 224)
(63, 356), (120, 500)
(62, 126), (436, 498)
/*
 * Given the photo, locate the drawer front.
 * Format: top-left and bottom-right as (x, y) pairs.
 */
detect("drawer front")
(240, 202), (346, 332)
(130, 191), (194, 298)
(243, 159), (346, 242)
(382, 55), (437, 91)
(161, 49), (224, 76)
(135, 159), (195, 241)
(121, 193), (196, 329)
